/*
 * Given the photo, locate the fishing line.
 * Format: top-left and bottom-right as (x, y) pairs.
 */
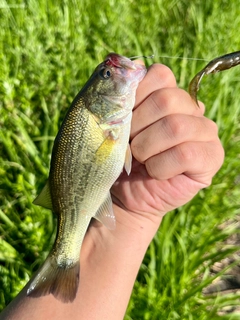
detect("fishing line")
(130, 54), (209, 62)
(154, 55), (209, 61)
(129, 54), (155, 60)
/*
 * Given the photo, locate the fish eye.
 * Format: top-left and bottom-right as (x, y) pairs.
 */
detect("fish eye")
(99, 67), (112, 79)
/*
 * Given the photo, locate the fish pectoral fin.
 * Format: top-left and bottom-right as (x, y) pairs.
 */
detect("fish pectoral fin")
(124, 144), (132, 175)
(33, 180), (53, 210)
(27, 256), (80, 303)
(94, 192), (116, 230)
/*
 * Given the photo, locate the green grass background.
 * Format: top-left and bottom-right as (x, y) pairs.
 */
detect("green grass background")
(1, 0), (240, 319)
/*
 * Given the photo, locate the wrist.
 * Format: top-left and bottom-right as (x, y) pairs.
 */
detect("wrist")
(82, 204), (162, 262)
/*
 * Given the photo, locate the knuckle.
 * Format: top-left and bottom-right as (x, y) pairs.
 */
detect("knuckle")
(148, 89), (171, 117)
(148, 88), (178, 115)
(177, 143), (197, 164)
(152, 88), (175, 113)
(148, 88), (192, 119)
(163, 114), (186, 139)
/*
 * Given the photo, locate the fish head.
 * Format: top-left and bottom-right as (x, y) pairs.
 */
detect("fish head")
(99, 53), (147, 95)
(82, 53), (147, 124)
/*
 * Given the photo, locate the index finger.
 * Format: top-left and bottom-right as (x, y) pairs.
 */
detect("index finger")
(134, 63), (177, 108)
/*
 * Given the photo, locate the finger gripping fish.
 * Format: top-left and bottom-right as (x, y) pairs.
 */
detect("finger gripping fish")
(27, 53), (146, 303)
(189, 50), (240, 106)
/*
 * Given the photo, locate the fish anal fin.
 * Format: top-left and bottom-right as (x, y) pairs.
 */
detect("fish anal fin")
(33, 180), (53, 210)
(124, 144), (132, 175)
(27, 256), (79, 303)
(94, 192), (116, 230)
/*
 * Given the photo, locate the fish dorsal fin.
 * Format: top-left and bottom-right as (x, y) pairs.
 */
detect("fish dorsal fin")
(124, 144), (132, 175)
(94, 192), (116, 230)
(33, 180), (53, 210)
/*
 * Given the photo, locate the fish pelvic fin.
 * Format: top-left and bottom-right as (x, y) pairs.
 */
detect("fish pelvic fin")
(33, 180), (53, 210)
(27, 255), (79, 303)
(124, 144), (132, 175)
(94, 192), (116, 230)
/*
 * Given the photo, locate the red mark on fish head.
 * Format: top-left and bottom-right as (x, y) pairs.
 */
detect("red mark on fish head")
(104, 53), (137, 71)
(105, 53), (122, 68)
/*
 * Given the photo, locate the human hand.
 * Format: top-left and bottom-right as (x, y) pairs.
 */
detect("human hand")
(111, 63), (224, 225)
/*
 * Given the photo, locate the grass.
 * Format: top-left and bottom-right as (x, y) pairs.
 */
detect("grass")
(1, 0), (240, 318)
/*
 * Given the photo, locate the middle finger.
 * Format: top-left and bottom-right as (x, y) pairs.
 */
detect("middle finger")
(131, 114), (218, 163)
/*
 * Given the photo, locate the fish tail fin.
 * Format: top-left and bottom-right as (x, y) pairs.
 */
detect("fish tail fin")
(27, 256), (80, 303)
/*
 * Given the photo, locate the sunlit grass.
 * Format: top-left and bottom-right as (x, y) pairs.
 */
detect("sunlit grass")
(1, 0), (240, 318)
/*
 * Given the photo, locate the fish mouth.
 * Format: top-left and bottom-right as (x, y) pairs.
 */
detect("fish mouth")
(104, 53), (144, 71)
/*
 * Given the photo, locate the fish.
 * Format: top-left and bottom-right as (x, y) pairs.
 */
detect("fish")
(26, 53), (147, 303)
(189, 50), (240, 106)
